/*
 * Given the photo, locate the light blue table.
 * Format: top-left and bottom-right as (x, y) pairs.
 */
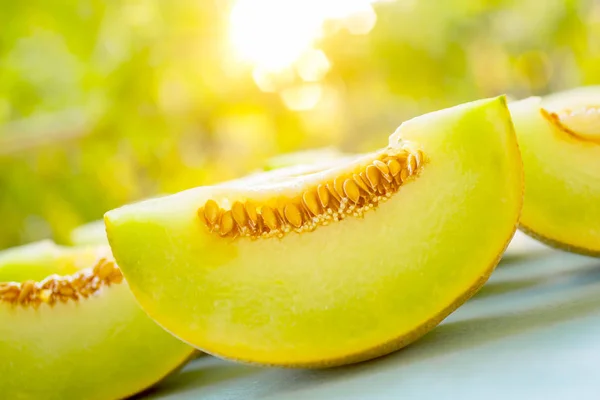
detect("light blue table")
(145, 233), (600, 399)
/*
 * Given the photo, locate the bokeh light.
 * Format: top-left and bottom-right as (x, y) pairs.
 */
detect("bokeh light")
(280, 83), (323, 111)
(229, 0), (382, 109)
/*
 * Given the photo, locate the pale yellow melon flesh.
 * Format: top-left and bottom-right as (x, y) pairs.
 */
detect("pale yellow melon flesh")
(105, 97), (523, 367)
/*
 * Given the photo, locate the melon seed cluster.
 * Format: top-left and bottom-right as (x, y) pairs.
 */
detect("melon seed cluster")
(542, 105), (600, 142)
(198, 147), (425, 239)
(0, 258), (123, 308)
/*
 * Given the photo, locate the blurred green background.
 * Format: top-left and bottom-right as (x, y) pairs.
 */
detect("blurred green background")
(1, 0), (599, 249)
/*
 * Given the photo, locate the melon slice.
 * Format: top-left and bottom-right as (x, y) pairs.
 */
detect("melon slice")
(509, 86), (600, 255)
(105, 96), (523, 368)
(0, 242), (195, 400)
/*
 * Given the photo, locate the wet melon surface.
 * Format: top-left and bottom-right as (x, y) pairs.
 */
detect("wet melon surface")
(0, 242), (195, 400)
(509, 87), (600, 255)
(105, 97), (523, 367)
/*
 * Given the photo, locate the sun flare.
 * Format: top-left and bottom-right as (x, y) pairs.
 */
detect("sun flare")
(229, 0), (381, 108)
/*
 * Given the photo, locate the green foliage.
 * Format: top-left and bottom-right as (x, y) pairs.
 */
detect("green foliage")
(1, 0), (599, 248)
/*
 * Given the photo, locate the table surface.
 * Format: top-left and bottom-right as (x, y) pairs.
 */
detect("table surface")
(142, 232), (600, 400)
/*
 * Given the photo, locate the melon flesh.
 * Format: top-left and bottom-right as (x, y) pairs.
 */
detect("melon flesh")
(105, 97), (523, 367)
(0, 240), (94, 281)
(0, 242), (194, 400)
(509, 87), (600, 255)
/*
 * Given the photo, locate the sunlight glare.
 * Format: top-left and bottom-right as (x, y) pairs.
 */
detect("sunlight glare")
(230, 0), (323, 71)
(296, 49), (330, 82)
(230, 0), (380, 71)
(280, 84), (323, 111)
(229, 0), (383, 109)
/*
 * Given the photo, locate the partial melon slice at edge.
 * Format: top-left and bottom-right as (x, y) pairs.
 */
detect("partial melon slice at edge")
(509, 87), (600, 255)
(0, 242), (195, 400)
(105, 96), (523, 367)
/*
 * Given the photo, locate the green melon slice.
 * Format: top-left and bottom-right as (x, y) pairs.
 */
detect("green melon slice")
(0, 242), (195, 400)
(509, 86), (600, 255)
(104, 96), (523, 368)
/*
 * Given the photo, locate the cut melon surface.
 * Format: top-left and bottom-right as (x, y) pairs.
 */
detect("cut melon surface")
(0, 242), (195, 400)
(0, 240), (95, 282)
(105, 97), (523, 367)
(509, 87), (600, 255)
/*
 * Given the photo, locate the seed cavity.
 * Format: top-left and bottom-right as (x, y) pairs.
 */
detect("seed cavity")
(541, 106), (600, 143)
(0, 257), (123, 308)
(197, 147), (426, 240)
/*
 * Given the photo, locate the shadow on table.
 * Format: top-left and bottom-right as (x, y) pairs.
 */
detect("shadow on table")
(475, 251), (600, 300)
(138, 356), (259, 399)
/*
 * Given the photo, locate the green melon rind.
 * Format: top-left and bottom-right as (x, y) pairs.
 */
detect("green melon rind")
(105, 96), (522, 367)
(518, 221), (600, 257)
